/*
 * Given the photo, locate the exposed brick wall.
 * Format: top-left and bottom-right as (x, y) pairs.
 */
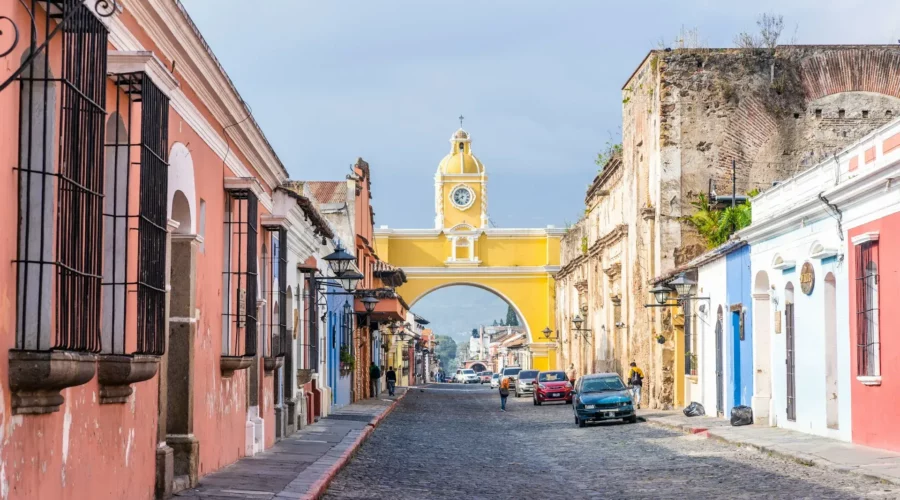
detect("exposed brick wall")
(798, 47), (900, 100)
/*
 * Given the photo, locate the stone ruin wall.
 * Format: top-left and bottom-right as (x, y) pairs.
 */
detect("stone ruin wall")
(622, 45), (900, 409)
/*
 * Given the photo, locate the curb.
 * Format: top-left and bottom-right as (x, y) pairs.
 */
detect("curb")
(302, 390), (408, 500)
(644, 418), (900, 487)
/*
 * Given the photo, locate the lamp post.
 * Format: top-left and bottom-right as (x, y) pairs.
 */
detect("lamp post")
(322, 244), (355, 277)
(643, 272), (709, 376)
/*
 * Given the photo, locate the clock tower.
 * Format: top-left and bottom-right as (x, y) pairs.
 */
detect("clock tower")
(434, 127), (488, 231)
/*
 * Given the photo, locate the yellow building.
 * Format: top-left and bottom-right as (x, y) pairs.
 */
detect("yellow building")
(375, 128), (563, 371)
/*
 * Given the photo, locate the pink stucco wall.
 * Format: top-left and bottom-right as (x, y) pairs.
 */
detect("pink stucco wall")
(0, 1), (283, 496)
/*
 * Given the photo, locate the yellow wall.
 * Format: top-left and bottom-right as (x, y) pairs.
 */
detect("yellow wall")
(377, 234), (558, 268)
(379, 238), (449, 267)
(479, 237), (550, 267)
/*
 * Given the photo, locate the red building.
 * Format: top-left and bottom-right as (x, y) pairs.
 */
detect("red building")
(846, 123), (900, 451)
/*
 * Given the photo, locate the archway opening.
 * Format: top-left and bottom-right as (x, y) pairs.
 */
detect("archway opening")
(410, 284), (526, 378)
(171, 190), (192, 234)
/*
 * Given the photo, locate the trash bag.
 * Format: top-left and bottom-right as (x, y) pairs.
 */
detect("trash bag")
(683, 401), (705, 417)
(730, 405), (753, 426)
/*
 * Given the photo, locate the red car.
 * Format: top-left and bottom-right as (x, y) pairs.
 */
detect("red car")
(532, 370), (573, 405)
(479, 371), (493, 384)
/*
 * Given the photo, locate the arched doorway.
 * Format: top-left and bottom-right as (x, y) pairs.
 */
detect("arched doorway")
(752, 271), (772, 424)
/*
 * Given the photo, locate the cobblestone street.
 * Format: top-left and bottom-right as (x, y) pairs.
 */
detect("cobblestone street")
(324, 384), (900, 499)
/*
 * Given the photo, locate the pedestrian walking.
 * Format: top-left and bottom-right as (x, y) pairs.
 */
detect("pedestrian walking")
(628, 361), (644, 409)
(369, 362), (381, 398)
(566, 363), (577, 386)
(499, 376), (511, 412)
(386, 366), (397, 396)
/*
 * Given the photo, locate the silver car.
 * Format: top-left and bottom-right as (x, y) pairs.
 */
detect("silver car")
(515, 370), (539, 397)
(490, 373), (501, 388)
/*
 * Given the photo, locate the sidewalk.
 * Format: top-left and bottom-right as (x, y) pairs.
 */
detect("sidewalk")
(176, 388), (408, 500)
(639, 409), (900, 486)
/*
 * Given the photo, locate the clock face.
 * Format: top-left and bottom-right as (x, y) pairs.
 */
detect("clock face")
(451, 187), (473, 208)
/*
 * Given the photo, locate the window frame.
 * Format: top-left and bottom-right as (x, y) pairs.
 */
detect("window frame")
(15, 1), (109, 353)
(855, 239), (881, 380)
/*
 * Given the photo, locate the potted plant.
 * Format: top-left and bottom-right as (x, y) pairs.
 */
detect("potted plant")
(339, 346), (355, 375)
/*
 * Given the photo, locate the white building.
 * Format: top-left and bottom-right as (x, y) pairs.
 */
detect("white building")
(739, 117), (900, 441)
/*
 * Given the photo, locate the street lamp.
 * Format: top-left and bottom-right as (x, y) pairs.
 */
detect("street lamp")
(669, 273), (696, 298)
(360, 295), (379, 314)
(323, 245), (355, 277)
(572, 315), (584, 330)
(541, 327), (553, 340)
(650, 284), (673, 305)
(337, 269), (363, 292)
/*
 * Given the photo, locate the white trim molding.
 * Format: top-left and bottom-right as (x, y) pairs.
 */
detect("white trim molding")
(403, 266), (560, 276)
(809, 241), (839, 260)
(857, 375), (882, 386)
(771, 254), (796, 270)
(107, 50), (180, 97)
(851, 231), (880, 246)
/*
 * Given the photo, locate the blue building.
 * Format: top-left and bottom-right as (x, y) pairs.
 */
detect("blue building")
(325, 279), (354, 409)
(725, 245), (754, 412)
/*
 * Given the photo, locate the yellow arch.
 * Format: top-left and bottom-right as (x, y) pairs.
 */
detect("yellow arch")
(376, 229), (562, 371)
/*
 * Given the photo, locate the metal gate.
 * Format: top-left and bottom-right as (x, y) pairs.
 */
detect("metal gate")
(786, 303), (797, 421)
(715, 317), (724, 416)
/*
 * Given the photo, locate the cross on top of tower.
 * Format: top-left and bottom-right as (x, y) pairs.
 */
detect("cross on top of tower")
(459, 115), (464, 128)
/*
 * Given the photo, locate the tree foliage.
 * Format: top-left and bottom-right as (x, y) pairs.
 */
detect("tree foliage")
(734, 13), (784, 49)
(685, 190), (758, 248)
(505, 305), (519, 327)
(434, 335), (457, 365)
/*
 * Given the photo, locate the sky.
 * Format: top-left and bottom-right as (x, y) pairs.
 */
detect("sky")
(182, 0), (900, 341)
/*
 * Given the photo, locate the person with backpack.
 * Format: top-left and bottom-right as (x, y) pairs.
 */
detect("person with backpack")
(628, 361), (644, 409)
(499, 376), (511, 412)
(385, 366), (397, 397)
(369, 362), (382, 398)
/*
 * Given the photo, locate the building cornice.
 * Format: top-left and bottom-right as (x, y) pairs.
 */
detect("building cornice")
(402, 266), (560, 276)
(739, 157), (900, 245)
(121, 0), (287, 189)
(107, 50), (180, 98)
(374, 227), (565, 239)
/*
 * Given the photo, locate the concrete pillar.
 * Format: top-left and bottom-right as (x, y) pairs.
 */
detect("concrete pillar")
(166, 234), (201, 489)
(155, 219), (179, 499)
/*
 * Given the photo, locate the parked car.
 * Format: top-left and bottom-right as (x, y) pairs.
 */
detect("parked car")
(514, 370), (539, 397)
(490, 373), (501, 388)
(456, 368), (480, 384)
(500, 366), (522, 389)
(532, 370), (573, 405)
(480, 371), (493, 384)
(572, 373), (636, 427)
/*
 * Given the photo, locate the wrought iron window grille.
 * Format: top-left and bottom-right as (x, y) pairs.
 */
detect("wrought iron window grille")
(855, 241), (880, 377)
(14, 0), (110, 353)
(102, 72), (170, 356)
(222, 189), (258, 358)
(0, 1), (117, 93)
(262, 226), (287, 360)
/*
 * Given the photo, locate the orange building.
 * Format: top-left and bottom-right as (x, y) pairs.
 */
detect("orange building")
(0, 1), (339, 498)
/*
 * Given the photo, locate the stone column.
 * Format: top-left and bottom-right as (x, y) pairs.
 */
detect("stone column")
(155, 219), (179, 499)
(166, 234), (202, 489)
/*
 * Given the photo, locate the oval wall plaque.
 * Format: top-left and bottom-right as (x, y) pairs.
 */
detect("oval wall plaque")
(800, 261), (815, 295)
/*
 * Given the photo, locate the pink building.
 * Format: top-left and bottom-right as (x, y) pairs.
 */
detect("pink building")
(0, 1), (335, 498)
